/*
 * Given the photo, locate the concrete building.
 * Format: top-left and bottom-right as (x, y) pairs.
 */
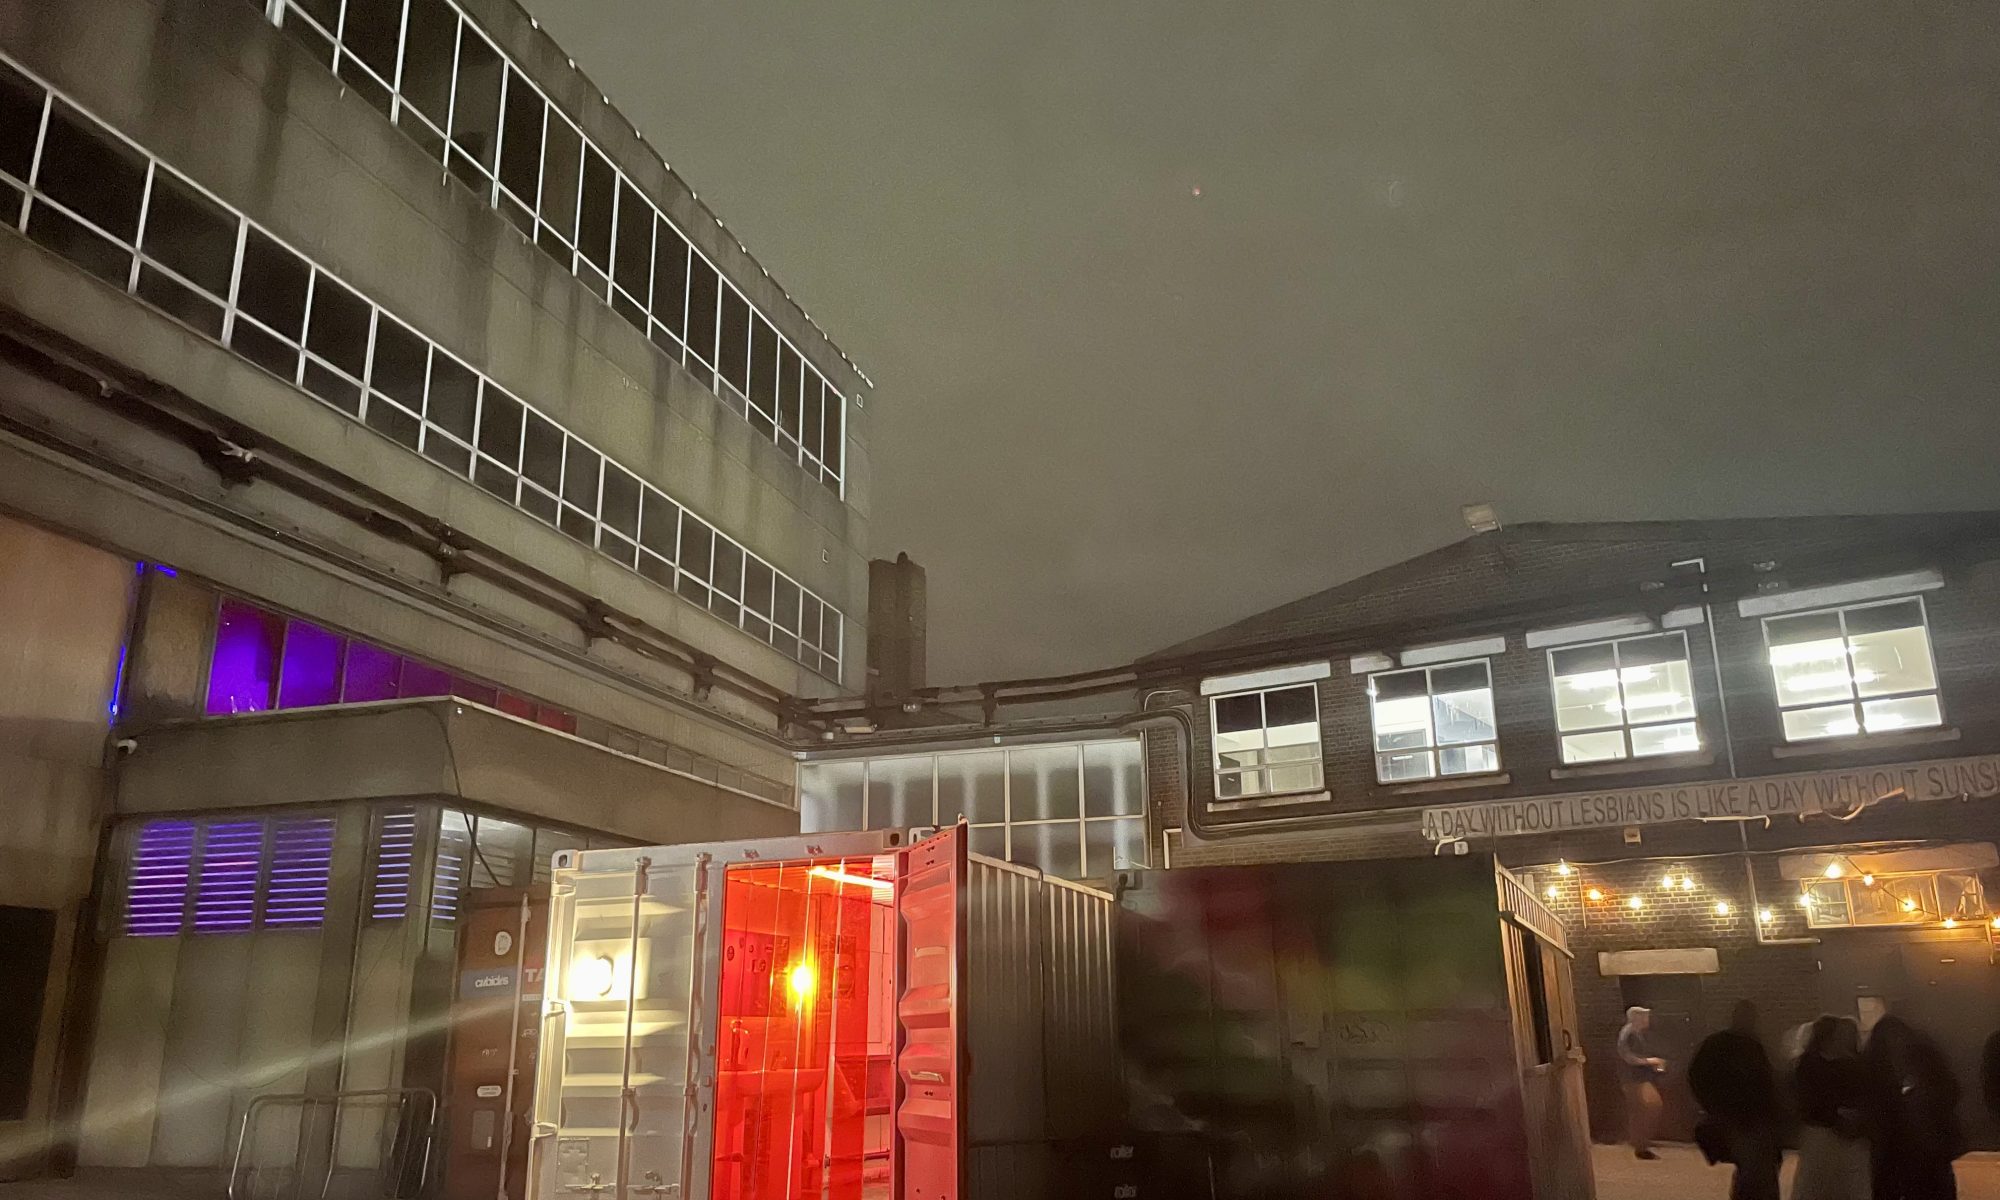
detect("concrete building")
(0, 0), (870, 1186)
(806, 512), (2000, 1146)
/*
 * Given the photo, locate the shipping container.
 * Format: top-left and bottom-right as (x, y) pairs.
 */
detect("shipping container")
(528, 825), (1120, 1200)
(1114, 854), (1593, 1200)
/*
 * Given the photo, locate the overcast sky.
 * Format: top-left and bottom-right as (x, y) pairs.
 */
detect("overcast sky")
(527, 0), (2000, 683)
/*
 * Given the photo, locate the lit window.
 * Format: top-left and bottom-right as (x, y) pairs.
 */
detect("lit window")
(1210, 684), (1324, 801)
(1549, 632), (1700, 764)
(1370, 661), (1499, 783)
(1801, 869), (1983, 928)
(1764, 597), (1941, 742)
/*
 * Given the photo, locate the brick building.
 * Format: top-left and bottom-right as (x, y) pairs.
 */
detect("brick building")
(807, 511), (2000, 1145)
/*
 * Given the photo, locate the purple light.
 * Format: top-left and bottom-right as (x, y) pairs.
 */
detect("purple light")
(125, 821), (197, 936)
(369, 809), (417, 920)
(277, 621), (345, 709)
(397, 660), (452, 699)
(154, 565), (179, 578)
(264, 817), (335, 928)
(341, 642), (401, 703)
(194, 822), (264, 933)
(205, 600), (283, 715)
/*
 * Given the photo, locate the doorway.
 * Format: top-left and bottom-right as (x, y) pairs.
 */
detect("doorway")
(1618, 974), (1706, 1143)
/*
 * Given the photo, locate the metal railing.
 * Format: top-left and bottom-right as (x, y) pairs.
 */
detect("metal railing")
(228, 1087), (439, 1200)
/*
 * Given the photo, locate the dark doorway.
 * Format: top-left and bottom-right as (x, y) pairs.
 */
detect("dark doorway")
(1618, 974), (1706, 1143)
(0, 906), (58, 1119)
(1817, 930), (1998, 1147)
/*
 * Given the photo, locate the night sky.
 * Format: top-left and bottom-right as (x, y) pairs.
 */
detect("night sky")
(527, 1), (2000, 683)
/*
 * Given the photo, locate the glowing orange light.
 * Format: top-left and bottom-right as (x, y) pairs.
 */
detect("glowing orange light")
(1586, 888), (1604, 902)
(788, 962), (817, 1002)
(808, 865), (894, 892)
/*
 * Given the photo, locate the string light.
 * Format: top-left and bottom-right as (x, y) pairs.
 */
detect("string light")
(1628, 895), (1644, 911)
(1680, 876), (1696, 892)
(1662, 874), (1677, 889)
(1545, 884), (1560, 901)
(1587, 888), (1604, 902)
(1714, 901), (1732, 916)
(1758, 908), (1774, 923)
(1798, 893), (1814, 908)
(1557, 861), (1574, 877)
(1943, 918), (1959, 930)
(1902, 898), (1919, 913)
(1861, 874), (1875, 887)
(1824, 862), (1844, 880)
(1989, 916), (2000, 930)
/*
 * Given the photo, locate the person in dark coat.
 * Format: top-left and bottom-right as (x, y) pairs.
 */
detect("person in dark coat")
(1864, 1015), (1963, 1200)
(1688, 1000), (1783, 1200)
(1792, 1015), (1870, 1200)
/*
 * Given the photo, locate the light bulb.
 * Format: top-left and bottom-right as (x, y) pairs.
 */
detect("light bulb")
(1824, 862), (1844, 880)
(788, 962), (818, 1003)
(1990, 917), (2000, 930)
(1587, 888), (1604, 902)
(1681, 876), (1696, 892)
(1662, 874), (1676, 889)
(1758, 908), (1774, 923)
(1943, 918), (1958, 930)
(1798, 894), (1813, 908)
(572, 954), (616, 999)
(1715, 901), (1732, 917)
(1861, 874), (1875, 887)
(1556, 861), (1573, 877)
(1545, 885), (1560, 901)
(1627, 895), (1644, 911)
(1902, 898), (1919, 913)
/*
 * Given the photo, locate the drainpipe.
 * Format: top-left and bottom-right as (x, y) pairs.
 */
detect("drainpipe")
(1672, 557), (1739, 780)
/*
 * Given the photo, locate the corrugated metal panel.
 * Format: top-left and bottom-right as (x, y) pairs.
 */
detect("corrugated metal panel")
(1040, 877), (1121, 1139)
(963, 856), (1047, 1145)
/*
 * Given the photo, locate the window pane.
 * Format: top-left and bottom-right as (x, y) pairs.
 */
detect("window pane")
(1439, 743), (1499, 777)
(39, 102), (146, 242)
(1372, 689), (1432, 753)
(477, 388), (523, 467)
(398, 0), (458, 127)
(397, 660), (452, 698)
(1551, 644), (1619, 732)
(341, 0), (405, 81)
(651, 222), (689, 337)
(1377, 750), (1435, 782)
(1012, 821), (1081, 879)
(521, 411), (563, 490)
(0, 59), (43, 183)
(497, 69), (544, 204)
(717, 286), (750, 394)
(1621, 653), (1695, 723)
(1008, 745), (1081, 821)
(614, 180), (652, 300)
(640, 488), (679, 561)
(742, 558), (773, 618)
(803, 375), (825, 461)
(142, 170), (237, 296)
(537, 116), (582, 245)
(684, 254), (719, 365)
(679, 520), (713, 583)
(1629, 721), (1700, 758)
(1767, 612), (1852, 706)
(237, 229), (311, 340)
(1432, 669), (1494, 747)
(748, 317), (779, 416)
(369, 317), (429, 410)
(1781, 703), (1860, 741)
(820, 387), (842, 471)
(139, 267), (225, 339)
(277, 620), (345, 708)
(427, 353), (478, 441)
(1084, 817), (1148, 874)
(1262, 685), (1318, 744)
(771, 574), (800, 633)
(1938, 871), (1982, 920)
(938, 752), (1005, 824)
(1860, 694), (1942, 734)
(207, 599), (284, 714)
(30, 205), (130, 285)
(1212, 693), (1263, 736)
(1803, 879), (1851, 927)
(303, 274), (371, 378)
(448, 30), (503, 177)
(576, 148), (614, 270)
(777, 344), (803, 439)
(711, 537), (744, 600)
(1848, 619), (1936, 699)
(1083, 742), (1144, 817)
(1267, 764), (1322, 794)
(341, 642), (401, 702)
(601, 465), (640, 538)
(800, 761), (864, 830)
(1561, 730), (1627, 765)
(968, 825), (1006, 860)
(865, 757), (934, 829)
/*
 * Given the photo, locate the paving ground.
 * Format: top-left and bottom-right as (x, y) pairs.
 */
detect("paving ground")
(1593, 1142), (2000, 1200)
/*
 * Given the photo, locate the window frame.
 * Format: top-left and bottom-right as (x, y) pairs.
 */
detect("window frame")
(1367, 658), (1502, 784)
(1207, 682), (1326, 804)
(1800, 868), (1985, 929)
(1761, 595), (1944, 744)
(1545, 630), (1701, 765)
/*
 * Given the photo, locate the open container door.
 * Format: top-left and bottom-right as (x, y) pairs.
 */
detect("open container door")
(894, 827), (964, 1200)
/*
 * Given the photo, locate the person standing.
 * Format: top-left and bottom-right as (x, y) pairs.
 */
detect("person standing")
(1791, 1015), (1870, 1200)
(1689, 1000), (1783, 1200)
(1618, 1005), (1668, 1160)
(1864, 1015), (1962, 1200)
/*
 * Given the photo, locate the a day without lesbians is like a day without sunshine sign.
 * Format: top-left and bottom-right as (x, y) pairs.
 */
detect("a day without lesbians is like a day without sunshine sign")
(1420, 754), (2000, 842)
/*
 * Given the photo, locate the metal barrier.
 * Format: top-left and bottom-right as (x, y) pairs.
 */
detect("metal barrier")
(228, 1087), (439, 1200)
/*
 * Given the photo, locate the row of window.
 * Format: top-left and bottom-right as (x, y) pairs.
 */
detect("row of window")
(197, 589), (793, 806)
(257, 0), (850, 491)
(122, 807), (622, 936)
(798, 741), (1150, 881)
(1211, 594), (1943, 803)
(0, 57), (844, 679)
